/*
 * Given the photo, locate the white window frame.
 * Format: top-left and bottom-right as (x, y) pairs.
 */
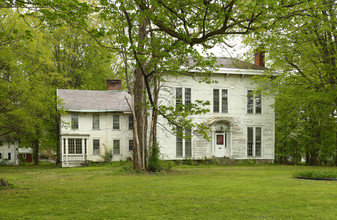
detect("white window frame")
(71, 114), (79, 130)
(128, 139), (133, 151)
(113, 139), (120, 155)
(113, 115), (120, 130)
(128, 115), (133, 130)
(92, 114), (100, 130)
(175, 87), (192, 109)
(247, 127), (262, 157)
(247, 90), (262, 114)
(93, 139), (100, 155)
(68, 138), (83, 155)
(176, 127), (193, 158)
(213, 89), (228, 113)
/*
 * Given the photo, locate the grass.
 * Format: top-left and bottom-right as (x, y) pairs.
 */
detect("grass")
(1, 164), (337, 219)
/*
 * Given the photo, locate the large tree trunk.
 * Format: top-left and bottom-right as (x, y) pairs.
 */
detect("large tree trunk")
(33, 139), (39, 165)
(132, 18), (147, 170)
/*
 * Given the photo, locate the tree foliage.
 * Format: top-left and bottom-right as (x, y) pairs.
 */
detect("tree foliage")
(246, 0), (337, 165)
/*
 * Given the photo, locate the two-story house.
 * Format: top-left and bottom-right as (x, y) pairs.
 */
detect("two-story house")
(58, 54), (274, 167)
(157, 56), (274, 161)
(57, 80), (133, 167)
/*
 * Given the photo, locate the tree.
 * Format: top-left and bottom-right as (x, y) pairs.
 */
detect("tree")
(0, 7), (120, 165)
(246, 0), (337, 165)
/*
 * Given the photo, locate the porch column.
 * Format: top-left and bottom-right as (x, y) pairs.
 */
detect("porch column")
(82, 139), (85, 161)
(211, 126), (215, 156)
(229, 124), (233, 157)
(65, 138), (69, 167)
(61, 137), (63, 163)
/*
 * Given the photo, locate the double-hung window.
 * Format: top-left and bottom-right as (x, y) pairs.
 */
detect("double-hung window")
(176, 126), (192, 158)
(92, 114), (100, 130)
(128, 115), (133, 130)
(113, 140), (120, 155)
(213, 89), (228, 113)
(8, 153), (11, 160)
(247, 127), (262, 157)
(71, 114), (79, 129)
(113, 115), (120, 130)
(129, 140), (133, 151)
(247, 90), (262, 114)
(176, 87), (192, 110)
(93, 139), (100, 155)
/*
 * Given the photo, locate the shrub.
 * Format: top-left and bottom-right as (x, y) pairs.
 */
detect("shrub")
(294, 170), (337, 179)
(101, 145), (113, 163)
(149, 142), (161, 172)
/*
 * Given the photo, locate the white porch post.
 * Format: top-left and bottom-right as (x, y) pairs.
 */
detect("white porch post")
(229, 124), (233, 157)
(82, 139), (85, 161)
(211, 126), (215, 156)
(65, 138), (69, 167)
(61, 137), (63, 164)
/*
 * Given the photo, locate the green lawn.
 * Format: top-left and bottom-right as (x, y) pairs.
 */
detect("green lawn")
(1, 164), (337, 219)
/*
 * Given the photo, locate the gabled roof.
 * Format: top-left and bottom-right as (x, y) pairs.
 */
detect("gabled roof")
(57, 89), (131, 112)
(215, 57), (267, 70)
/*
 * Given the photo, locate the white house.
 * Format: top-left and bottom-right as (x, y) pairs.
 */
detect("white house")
(0, 139), (19, 165)
(57, 80), (133, 167)
(157, 56), (274, 161)
(58, 55), (274, 167)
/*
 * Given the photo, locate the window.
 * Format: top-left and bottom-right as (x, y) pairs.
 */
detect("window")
(71, 114), (79, 129)
(0, 153), (2, 159)
(92, 114), (100, 130)
(129, 140), (133, 151)
(113, 115), (120, 130)
(93, 139), (100, 155)
(8, 153), (11, 160)
(0, 141), (2, 146)
(247, 90), (262, 114)
(176, 126), (192, 158)
(113, 140), (120, 155)
(213, 89), (228, 113)
(176, 127), (183, 157)
(129, 115), (133, 130)
(247, 127), (262, 157)
(176, 87), (192, 110)
(22, 154), (26, 159)
(68, 139), (82, 154)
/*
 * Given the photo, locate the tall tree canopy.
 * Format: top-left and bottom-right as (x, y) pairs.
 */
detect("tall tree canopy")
(246, 0), (337, 165)
(0, 7), (119, 164)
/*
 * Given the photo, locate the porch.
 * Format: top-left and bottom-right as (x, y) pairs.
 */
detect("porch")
(61, 135), (89, 167)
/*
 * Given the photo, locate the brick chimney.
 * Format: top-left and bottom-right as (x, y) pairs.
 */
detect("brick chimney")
(107, 79), (121, 91)
(254, 48), (265, 67)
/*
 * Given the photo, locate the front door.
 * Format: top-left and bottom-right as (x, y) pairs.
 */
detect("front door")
(215, 133), (226, 157)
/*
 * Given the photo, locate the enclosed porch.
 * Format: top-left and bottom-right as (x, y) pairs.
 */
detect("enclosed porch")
(61, 135), (89, 167)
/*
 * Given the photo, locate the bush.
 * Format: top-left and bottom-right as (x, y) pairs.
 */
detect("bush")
(101, 145), (113, 163)
(149, 142), (161, 172)
(294, 170), (337, 179)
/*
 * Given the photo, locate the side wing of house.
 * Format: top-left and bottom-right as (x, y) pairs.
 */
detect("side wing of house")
(156, 69), (275, 162)
(57, 80), (133, 167)
(60, 112), (133, 167)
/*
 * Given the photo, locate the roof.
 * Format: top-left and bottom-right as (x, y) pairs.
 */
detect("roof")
(19, 148), (32, 154)
(57, 89), (131, 112)
(214, 57), (267, 70)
